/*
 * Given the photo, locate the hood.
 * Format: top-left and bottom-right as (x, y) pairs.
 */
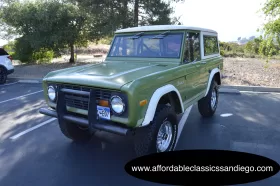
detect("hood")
(45, 61), (173, 90)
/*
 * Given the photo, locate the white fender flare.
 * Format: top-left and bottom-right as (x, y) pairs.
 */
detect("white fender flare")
(204, 68), (221, 96)
(141, 84), (184, 127)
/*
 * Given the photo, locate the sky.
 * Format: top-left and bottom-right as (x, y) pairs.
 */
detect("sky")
(174, 0), (266, 41)
(0, 0), (266, 46)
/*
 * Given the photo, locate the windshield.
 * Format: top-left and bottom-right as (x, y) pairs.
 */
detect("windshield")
(108, 32), (183, 58)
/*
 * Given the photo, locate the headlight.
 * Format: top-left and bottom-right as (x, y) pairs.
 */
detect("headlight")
(48, 86), (56, 101)
(110, 96), (125, 114)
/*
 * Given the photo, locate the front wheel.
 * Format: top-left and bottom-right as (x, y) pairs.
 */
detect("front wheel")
(134, 105), (178, 157)
(198, 79), (219, 117)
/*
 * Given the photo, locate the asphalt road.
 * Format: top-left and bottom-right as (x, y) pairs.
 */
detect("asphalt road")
(0, 80), (280, 186)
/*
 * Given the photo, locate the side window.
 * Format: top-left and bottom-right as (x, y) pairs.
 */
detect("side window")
(183, 32), (200, 63)
(0, 48), (9, 56)
(203, 35), (219, 56)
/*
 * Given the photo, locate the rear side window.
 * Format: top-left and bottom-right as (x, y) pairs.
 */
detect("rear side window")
(0, 48), (9, 56)
(203, 35), (219, 56)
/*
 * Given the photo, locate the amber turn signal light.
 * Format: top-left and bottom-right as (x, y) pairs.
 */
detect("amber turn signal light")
(99, 100), (109, 107)
(139, 99), (148, 106)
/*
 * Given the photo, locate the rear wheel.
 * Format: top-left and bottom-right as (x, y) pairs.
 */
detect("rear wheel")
(134, 105), (178, 157)
(58, 120), (92, 142)
(0, 67), (7, 84)
(198, 79), (219, 117)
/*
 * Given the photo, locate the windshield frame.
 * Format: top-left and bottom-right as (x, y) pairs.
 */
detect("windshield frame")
(107, 31), (185, 60)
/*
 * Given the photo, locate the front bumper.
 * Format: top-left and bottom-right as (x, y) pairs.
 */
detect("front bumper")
(39, 86), (132, 136)
(7, 69), (14, 75)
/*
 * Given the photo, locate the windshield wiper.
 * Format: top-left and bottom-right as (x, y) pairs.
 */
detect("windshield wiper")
(150, 31), (170, 39)
(128, 32), (145, 39)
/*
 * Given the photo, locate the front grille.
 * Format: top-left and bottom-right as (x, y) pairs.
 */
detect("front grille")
(59, 84), (112, 110)
(65, 94), (89, 110)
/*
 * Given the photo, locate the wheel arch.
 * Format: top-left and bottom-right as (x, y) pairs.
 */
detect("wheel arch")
(0, 65), (8, 72)
(141, 84), (184, 127)
(204, 68), (221, 97)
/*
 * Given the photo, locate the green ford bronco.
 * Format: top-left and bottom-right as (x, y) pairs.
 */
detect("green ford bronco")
(39, 25), (223, 157)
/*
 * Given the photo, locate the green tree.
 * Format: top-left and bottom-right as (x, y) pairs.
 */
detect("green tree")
(138, 0), (184, 26)
(253, 36), (263, 54)
(70, 0), (184, 34)
(139, 0), (174, 25)
(259, 36), (277, 62)
(1, 0), (91, 63)
(1, 0), (184, 63)
(259, 0), (280, 62)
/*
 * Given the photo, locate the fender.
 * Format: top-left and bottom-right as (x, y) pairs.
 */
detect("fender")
(0, 64), (8, 71)
(141, 84), (184, 127)
(204, 68), (221, 96)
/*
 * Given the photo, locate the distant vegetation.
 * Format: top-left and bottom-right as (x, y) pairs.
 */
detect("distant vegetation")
(219, 35), (280, 59)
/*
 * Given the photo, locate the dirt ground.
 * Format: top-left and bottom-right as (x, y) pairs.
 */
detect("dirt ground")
(9, 56), (280, 87)
(222, 57), (280, 87)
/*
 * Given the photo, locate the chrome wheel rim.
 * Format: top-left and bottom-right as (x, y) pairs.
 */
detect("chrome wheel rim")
(156, 120), (173, 152)
(211, 89), (217, 109)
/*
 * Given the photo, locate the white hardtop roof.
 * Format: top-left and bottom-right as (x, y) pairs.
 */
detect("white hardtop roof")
(115, 25), (217, 34)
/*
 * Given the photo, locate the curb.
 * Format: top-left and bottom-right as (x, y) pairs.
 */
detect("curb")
(18, 80), (41, 84)
(219, 88), (240, 94)
(8, 78), (42, 84)
(222, 85), (280, 93)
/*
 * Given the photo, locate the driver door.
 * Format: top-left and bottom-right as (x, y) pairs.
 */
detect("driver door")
(180, 31), (203, 106)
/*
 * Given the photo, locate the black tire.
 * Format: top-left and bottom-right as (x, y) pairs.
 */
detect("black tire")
(198, 79), (219, 117)
(58, 120), (92, 142)
(134, 105), (178, 157)
(0, 67), (7, 85)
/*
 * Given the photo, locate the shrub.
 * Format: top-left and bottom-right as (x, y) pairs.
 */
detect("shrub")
(32, 48), (54, 63)
(220, 49), (225, 56)
(223, 51), (246, 58)
(14, 37), (34, 63)
(12, 37), (54, 63)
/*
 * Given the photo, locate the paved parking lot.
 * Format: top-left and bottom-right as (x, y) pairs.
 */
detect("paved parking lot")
(0, 81), (280, 186)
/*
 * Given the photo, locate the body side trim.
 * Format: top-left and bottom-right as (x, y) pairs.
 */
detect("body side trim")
(141, 84), (184, 127)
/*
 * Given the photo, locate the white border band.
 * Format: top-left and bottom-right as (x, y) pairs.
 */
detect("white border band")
(204, 68), (220, 96)
(141, 84), (184, 126)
